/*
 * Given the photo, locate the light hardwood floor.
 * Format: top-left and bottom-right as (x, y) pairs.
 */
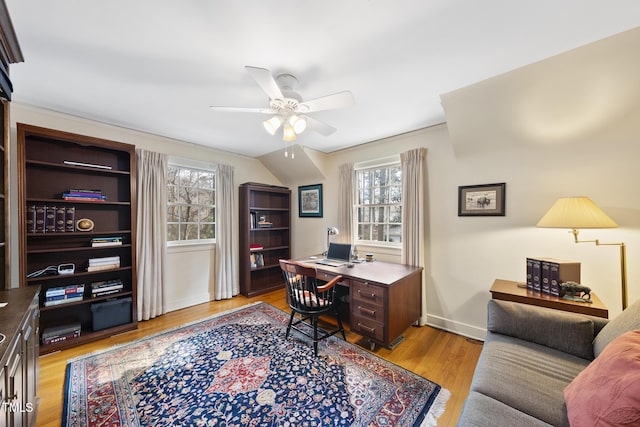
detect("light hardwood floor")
(36, 290), (483, 426)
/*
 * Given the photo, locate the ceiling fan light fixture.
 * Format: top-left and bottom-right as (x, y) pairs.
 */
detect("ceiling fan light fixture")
(289, 115), (307, 134)
(282, 123), (296, 142)
(263, 115), (283, 135)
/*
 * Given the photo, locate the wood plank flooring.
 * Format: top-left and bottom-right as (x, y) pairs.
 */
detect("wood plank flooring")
(36, 290), (483, 426)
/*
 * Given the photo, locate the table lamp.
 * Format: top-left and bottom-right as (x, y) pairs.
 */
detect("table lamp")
(536, 196), (627, 309)
(326, 227), (339, 254)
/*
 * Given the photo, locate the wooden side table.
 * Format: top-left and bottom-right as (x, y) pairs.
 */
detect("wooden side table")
(490, 278), (608, 319)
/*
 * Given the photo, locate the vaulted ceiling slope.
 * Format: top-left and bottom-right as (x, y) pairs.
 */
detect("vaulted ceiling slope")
(6, 1), (640, 157)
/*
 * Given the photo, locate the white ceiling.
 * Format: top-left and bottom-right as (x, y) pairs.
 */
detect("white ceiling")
(6, 1), (640, 158)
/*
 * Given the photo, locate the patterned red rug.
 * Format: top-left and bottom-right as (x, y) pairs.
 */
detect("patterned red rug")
(63, 302), (449, 426)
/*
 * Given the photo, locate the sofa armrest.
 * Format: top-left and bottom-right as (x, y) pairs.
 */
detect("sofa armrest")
(487, 300), (596, 359)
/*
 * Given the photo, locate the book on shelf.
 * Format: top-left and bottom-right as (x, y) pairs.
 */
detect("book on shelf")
(46, 284), (85, 298)
(55, 206), (66, 232)
(65, 206), (76, 232)
(90, 279), (124, 296)
(35, 205), (46, 232)
(45, 205), (56, 232)
(87, 263), (120, 272)
(251, 252), (264, 268)
(44, 293), (84, 306)
(42, 323), (81, 345)
(249, 243), (264, 251)
(89, 256), (121, 266)
(63, 195), (107, 202)
(91, 237), (123, 247)
(26, 205), (36, 233)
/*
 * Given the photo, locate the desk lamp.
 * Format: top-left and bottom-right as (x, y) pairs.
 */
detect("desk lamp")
(536, 196), (627, 309)
(326, 227), (339, 254)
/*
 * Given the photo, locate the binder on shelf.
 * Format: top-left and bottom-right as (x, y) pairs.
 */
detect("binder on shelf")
(45, 205), (56, 232)
(55, 206), (66, 232)
(26, 205), (36, 233)
(65, 206), (76, 232)
(35, 205), (46, 232)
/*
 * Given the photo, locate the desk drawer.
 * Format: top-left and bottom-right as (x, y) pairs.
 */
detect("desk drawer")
(352, 315), (385, 342)
(353, 302), (384, 323)
(352, 280), (386, 307)
(316, 271), (343, 284)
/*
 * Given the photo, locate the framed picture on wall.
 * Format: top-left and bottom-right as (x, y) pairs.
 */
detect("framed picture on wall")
(298, 184), (323, 218)
(458, 182), (506, 216)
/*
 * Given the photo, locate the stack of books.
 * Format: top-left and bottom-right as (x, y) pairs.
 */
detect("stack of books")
(90, 237), (123, 247)
(87, 256), (121, 272)
(44, 284), (85, 307)
(26, 205), (75, 233)
(62, 189), (107, 202)
(526, 257), (581, 295)
(42, 323), (81, 345)
(91, 279), (124, 298)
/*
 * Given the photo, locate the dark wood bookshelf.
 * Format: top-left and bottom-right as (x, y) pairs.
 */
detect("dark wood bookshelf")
(239, 183), (291, 297)
(17, 123), (138, 354)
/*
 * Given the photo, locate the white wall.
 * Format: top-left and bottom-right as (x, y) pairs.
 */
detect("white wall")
(9, 104), (282, 312)
(9, 26), (639, 338)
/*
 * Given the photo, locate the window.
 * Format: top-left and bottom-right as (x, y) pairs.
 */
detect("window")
(167, 164), (215, 243)
(355, 161), (402, 245)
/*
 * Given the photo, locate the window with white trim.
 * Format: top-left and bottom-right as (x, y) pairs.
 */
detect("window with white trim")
(355, 161), (402, 245)
(167, 164), (216, 243)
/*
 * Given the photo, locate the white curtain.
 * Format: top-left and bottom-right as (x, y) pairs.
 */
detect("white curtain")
(337, 162), (354, 244)
(214, 163), (238, 299)
(401, 148), (427, 325)
(135, 149), (167, 321)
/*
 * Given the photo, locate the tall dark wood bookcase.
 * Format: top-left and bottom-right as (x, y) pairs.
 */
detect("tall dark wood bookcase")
(239, 183), (290, 297)
(17, 123), (137, 354)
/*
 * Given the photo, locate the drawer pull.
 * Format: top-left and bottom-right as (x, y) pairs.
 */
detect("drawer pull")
(358, 306), (376, 317)
(357, 289), (377, 299)
(358, 323), (376, 333)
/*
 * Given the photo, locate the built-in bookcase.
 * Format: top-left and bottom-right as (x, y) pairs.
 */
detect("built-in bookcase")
(17, 123), (137, 354)
(239, 183), (290, 297)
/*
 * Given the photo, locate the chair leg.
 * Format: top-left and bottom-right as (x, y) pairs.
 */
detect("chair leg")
(336, 310), (346, 341)
(286, 311), (295, 339)
(313, 315), (319, 357)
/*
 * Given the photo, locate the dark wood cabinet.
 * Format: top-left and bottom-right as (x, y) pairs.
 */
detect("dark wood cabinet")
(1, 286), (40, 427)
(17, 124), (137, 354)
(239, 183), (290, 297)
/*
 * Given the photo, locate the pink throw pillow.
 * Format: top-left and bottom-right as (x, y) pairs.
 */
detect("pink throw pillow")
(564, 329), (640, 426)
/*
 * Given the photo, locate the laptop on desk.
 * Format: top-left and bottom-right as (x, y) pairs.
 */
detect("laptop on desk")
(315, 243), (352, 267)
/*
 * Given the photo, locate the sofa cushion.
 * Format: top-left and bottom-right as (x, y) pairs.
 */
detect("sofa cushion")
(593, 298), (640, 357)
(487, 300), (595, 359)
(457, 391), (553, 427)
(470, 333), (591, 427)
(564, 330), (640, 426)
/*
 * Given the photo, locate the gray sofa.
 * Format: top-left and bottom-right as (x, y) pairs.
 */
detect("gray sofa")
(457, 298), (640, 426)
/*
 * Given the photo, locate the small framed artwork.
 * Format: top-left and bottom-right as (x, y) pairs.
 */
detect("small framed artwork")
(458, 182), (506, 216)
(298, 184), (323, 218)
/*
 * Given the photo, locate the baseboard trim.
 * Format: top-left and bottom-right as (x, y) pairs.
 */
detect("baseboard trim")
(426, 314), (487, 342)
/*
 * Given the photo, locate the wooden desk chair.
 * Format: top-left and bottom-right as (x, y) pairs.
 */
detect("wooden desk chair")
(279, 259), (346, 356)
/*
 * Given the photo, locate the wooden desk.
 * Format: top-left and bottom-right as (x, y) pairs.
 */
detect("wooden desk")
(490, 278), (608, 318)
(298, 258), (422, 349)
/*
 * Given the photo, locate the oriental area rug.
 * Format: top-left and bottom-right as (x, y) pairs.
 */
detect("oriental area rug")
(63, 302), (449, 426)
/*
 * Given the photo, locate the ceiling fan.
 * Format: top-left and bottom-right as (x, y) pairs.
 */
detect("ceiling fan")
(210, 66), (355, 149)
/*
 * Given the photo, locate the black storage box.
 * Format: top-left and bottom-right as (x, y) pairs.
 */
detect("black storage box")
(91, 297), (132, 331)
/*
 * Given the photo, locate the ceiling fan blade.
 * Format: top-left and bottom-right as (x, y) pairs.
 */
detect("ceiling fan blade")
(245, 66), (284, 101)
(209, 106), (276, 114)
(299, 90), (355, 113)
(304, 115), (336, 136)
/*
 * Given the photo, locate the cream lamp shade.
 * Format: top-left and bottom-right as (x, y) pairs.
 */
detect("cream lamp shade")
(536, 197), (618, 229)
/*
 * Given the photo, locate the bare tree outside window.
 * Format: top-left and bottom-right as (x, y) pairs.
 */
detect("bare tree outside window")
(167, 165), (216, 242)
(355, 164), (402, 245)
